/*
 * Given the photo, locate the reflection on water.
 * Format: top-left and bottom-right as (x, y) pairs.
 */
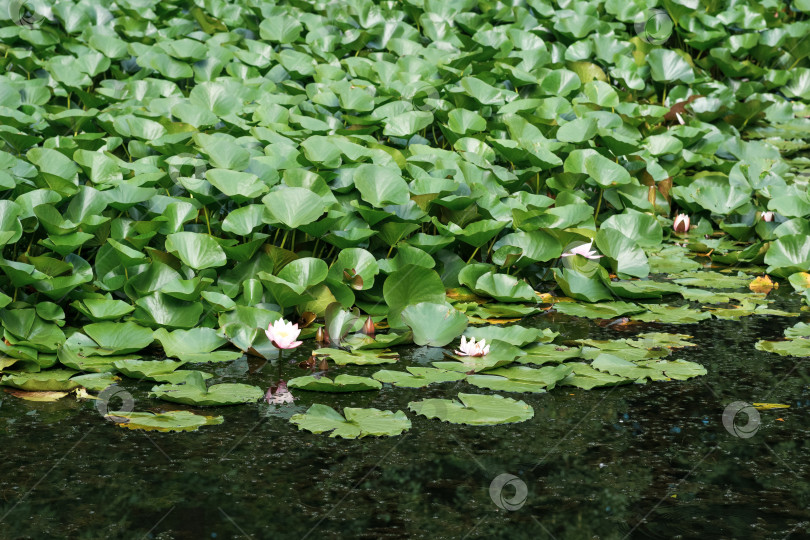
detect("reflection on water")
(1, 288), (809, 539)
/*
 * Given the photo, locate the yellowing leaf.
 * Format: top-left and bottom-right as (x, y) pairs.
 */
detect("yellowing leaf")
(752, 403), (790, 410)
(4, 388), (69, 401)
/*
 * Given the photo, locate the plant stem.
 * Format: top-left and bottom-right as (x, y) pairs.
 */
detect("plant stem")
(279, 229), (289, 250)
(466, 246), (480, 263)
(203, 206), (211, 235)
(594, 188), (604, 223)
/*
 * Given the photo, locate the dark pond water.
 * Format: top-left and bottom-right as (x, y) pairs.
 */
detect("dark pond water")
(2, 287), (809, 539)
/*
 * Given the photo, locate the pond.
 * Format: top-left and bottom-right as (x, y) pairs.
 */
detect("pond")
(2, 285), (808, 540)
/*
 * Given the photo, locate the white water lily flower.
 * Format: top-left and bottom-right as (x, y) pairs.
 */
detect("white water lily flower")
(265, 319), (303, 350)
(762, 211), (774, 222)
(561, 241), (603, 260)
(673, 213), (690, 233)
(454, 336), (490, 357)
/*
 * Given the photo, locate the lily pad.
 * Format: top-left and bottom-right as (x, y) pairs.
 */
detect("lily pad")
(372, 367), (466, 388)
(107, 410), (224, 432)
(408, 393), (534, 425)
(287, 375), (382, 392)
(312, 348), (400, 366)
(290, 404), (411, 438)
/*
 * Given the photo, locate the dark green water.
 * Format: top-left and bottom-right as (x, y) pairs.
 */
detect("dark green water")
(2, 290), (809, 539)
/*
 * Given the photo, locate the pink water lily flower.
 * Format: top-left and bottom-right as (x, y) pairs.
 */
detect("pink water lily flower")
(762, 211), (774, 222)
(455, 336), (490, 357)
(561, 241), (603, 260)
(673, 213), (690, 234)
(265, 319), (303, 349)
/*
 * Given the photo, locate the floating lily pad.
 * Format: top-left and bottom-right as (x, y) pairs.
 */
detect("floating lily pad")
(408, 393), (534, 425)
(287, 375), (382, 392)
(560, 362), (631, 389)
(149, 372), (262, 406)
(372, 367), (466, 388)
(290, 404), (411, 438)
(554, 301), (643, 319)
(631, 305), (712, 324)
(671, 271), (753, 289)
(312, 348), (399, 365)
(466, 365), (573, 393)
(462, 325), (558, 347)
(107, 410), (224, 432)
(1, 369), (79, 391)
(755, 339), (810, 357)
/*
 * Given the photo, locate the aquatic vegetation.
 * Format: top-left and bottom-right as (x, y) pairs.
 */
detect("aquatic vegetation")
(0, 0), (808, 437)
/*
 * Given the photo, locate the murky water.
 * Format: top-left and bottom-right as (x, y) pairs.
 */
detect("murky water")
(2, 287), (809, 539)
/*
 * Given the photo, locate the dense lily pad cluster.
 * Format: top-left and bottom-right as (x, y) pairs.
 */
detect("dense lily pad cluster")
(1, 0), (809, 433)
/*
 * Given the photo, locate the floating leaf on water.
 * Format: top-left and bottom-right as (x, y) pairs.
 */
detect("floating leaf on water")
(631, 305), (712, 324)
(290, 404), (411, 438)
(287, 374), (382, 392)
(559, 362), (631, 390)
(408, 393), (534, 425)
(752, 403), (790, 410)
(107, 410), (224, 432)
(466, 365), (573, 393)
(149, 372), (263, 406)
(312, 347), (399, 366)
(372, 367), (466, 388)
(4, 388), (70, 401)
(462, 325), (558, 347)
(554, 301), (644, 320)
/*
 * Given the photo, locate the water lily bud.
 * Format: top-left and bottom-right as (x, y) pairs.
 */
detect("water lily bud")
(318, 356), (329, 371)
(362, 316), (375, 337)
(762, 211), (774, 222)
(673, 213), (690, 234)
(316, 327), (327, 343)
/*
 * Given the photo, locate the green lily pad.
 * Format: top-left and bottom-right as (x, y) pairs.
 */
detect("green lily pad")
(400, 302), (468, 347)
(83, 321), (154, 355)
(559, 362), (631, 389)
(312, 348), (400, 366)
(372, 367), (466, 388)
(463, 325), (558, 347)
(554, 301), (643, 319)
(1, 369), (79, 391)
(287, 374), (382, 392)
(149, 372), (262, 406)
(107, 410), (224, 432)
(632, 305), (712, 324)
(408, 393), (534, 425)
(153, 327), (242, 363)
(290, 404), (411, 438)
(466, 364), (573, 393)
